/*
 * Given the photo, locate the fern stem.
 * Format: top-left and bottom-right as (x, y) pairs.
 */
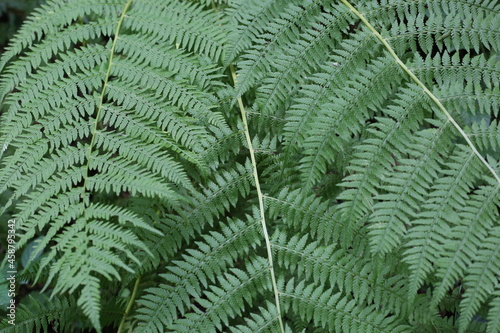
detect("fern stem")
(339, 0), (500, 185)
(230, 64), (285, 333)
(117, 276), (141, 333)
(82, 0), (133, 196)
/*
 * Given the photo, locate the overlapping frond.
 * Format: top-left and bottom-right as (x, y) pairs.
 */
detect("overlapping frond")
(134, 215), (262, 332)
(0, 0), (228, 328)
(280, 278), (411, 333)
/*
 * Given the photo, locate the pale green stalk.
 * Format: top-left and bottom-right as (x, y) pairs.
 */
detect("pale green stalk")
(230, 64), (285, 333)
(340, 0), (500, 184)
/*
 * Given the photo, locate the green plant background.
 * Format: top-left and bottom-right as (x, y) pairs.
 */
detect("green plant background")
(0, 0), (499, 332)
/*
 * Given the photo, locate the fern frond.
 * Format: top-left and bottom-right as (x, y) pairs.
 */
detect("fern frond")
(296, 55), (401, 191)
(468, 120), (500, 154)
(487, 289), (500, 333)
(340, 0), (500, 184)
(1, 0), (498, 331)
(233, 0), (327, 97)
(0, 0), (229, 328)
(381, 0), (500, 54)
(123, 0), (227, 61)
(403, 143), (486, 299)
(135, 216), (261, 332)
(280, 278), (411, 333)
(253, 2), (355, 118)
(0, 294), (80, 333)
(225, 0), (285, 65)
(272, 232), (415, 318)
(169, 257), (272, 333)
(115, 33), (222, 89)
(430, 148), (495, 306)
(229, 302), (283, 333)
(77, 276), (102, 331)
(265, 187), (335, 241)
(459, 226), (500, 332)
(337, 86), (426, 254)
(282, 30), (380, 158)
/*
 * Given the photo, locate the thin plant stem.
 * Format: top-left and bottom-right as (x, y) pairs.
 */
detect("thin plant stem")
(230, 64), (285, 333)
(118, 276), (141, 333)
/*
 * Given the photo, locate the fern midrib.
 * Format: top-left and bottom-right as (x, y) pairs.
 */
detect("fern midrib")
(385, 26), (500, 42)
(230, 64), (285, 333)
(81, 0), (133, 198)
(340, 0), (500, 185)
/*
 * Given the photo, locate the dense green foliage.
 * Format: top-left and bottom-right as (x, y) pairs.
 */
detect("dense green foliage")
(0, 0), (499, 332)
